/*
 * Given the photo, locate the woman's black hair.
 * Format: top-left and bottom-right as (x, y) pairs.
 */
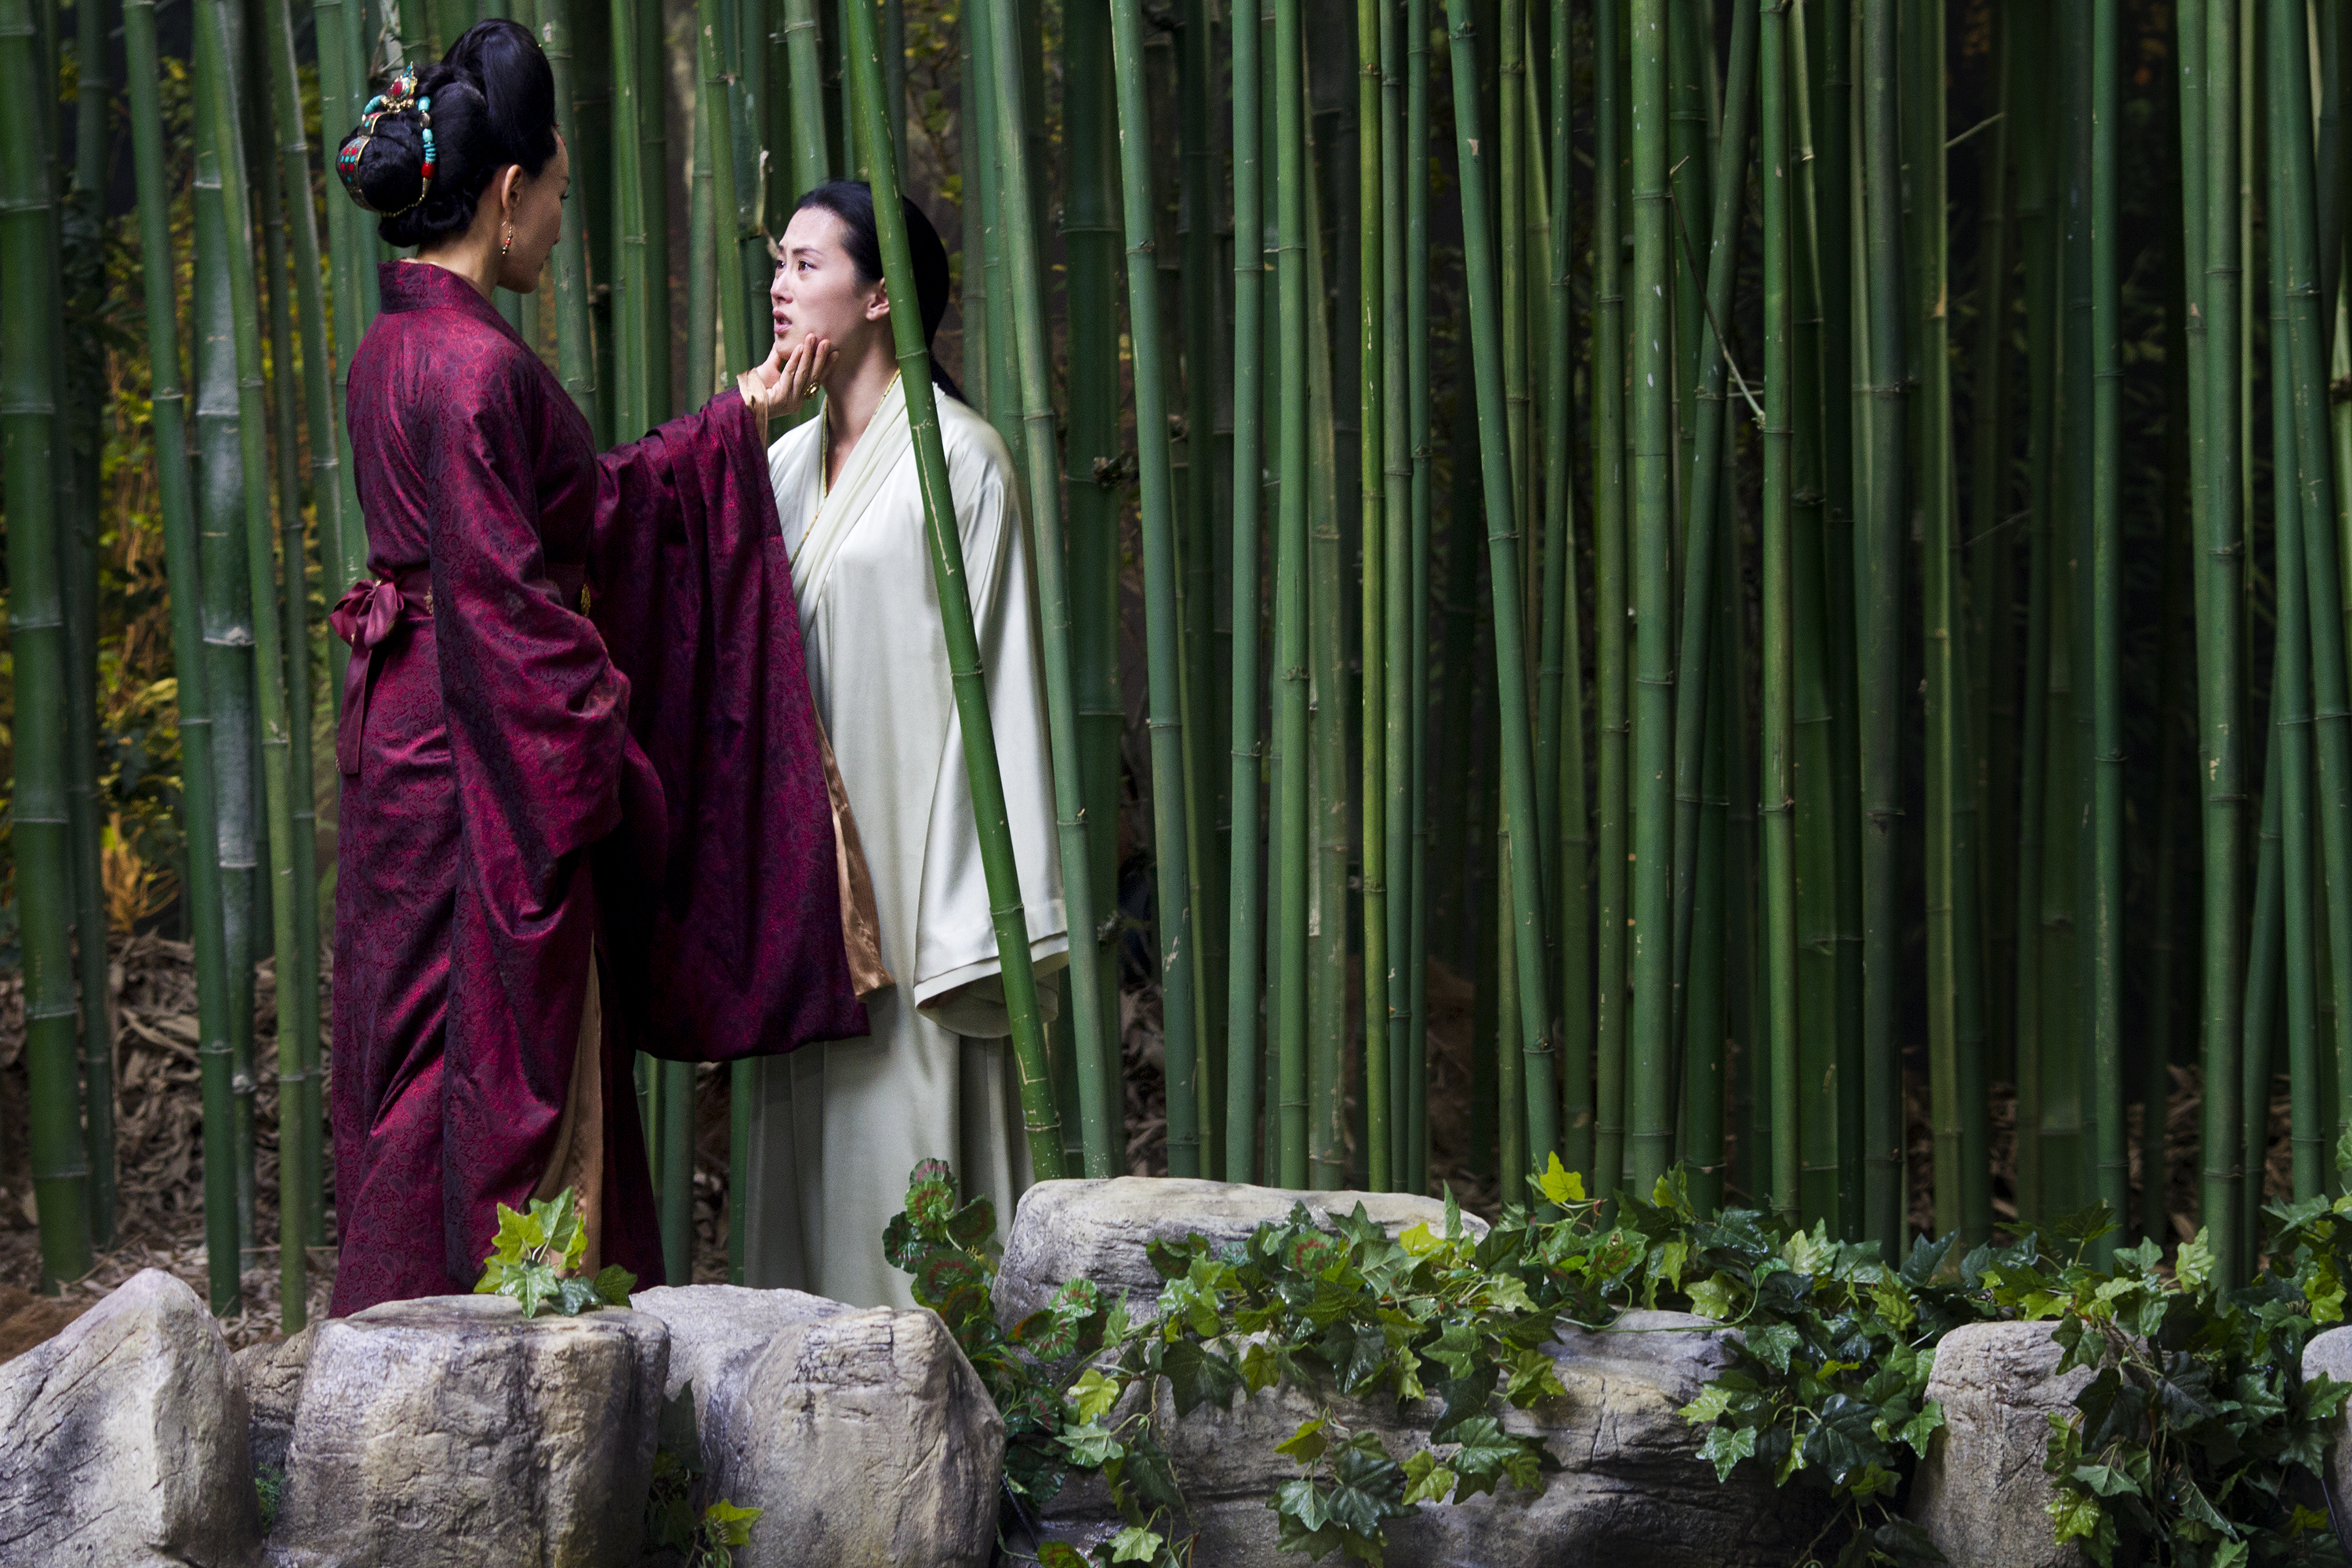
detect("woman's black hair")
(340, 20), (559, 250)
(790, 180), (964, 402)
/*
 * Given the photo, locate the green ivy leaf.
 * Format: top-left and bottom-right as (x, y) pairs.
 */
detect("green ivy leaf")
(1400, 1450), (1457, 1507)
(1276, 1417), (1330, 1465)
(1536, 1152), (1584, 1207)
(1163, 1339), (1243, 1417)
(1107, 1525), (1163, 1563)
(1680, 1384), (1736, 1425)
(1687, 1273), (1738, 1321)
(1700, 1422), (1757, 1483)
(593, 1264), (636, 1305)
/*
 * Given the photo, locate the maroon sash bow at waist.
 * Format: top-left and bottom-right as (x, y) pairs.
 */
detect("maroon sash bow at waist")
(332, 570), (434, 776)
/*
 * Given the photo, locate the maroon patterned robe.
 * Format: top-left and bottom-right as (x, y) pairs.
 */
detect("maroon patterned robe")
(330, 262), (865, 1316)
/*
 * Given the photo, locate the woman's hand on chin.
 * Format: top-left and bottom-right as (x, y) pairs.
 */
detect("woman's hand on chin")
(739, 335), (836, 438)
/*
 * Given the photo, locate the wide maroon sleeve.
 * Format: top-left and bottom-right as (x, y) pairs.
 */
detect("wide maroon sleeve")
(587, 390), (869, 1062)
(425, 356), (630, 1278)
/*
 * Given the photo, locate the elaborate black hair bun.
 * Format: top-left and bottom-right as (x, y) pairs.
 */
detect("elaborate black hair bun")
(335, 19), (558, 251)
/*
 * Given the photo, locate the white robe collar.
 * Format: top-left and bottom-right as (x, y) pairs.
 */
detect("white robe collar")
(789, 374), (913, 619)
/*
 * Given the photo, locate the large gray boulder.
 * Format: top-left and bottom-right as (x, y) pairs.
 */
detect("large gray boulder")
(268, 1295), (666, 1568)
(630, 1284), (1002, 1568)
(0, 1267), (260, 1568)
(2301, 1326), (2352, 1557)
(230, 1326), (317, 1476)
(1909, 1320), (2091, 1568)
(1029, 1309), (1830, 1566)
(996, 1178), (1486, 1324)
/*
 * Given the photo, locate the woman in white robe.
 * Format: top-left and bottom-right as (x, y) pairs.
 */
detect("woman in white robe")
(739, 181), (1065, 1308)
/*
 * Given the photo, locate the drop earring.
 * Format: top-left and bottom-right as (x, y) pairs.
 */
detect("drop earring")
(500, 222), (514, 258)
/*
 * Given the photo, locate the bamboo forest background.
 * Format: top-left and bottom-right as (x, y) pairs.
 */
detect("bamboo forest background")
(0, 0), (2315, 1328)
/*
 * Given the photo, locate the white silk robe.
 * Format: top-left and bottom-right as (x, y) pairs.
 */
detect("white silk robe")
(741, 375), (1066, 1307)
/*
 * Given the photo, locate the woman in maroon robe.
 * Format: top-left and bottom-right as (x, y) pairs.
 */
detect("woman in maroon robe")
(328, 21), (863, 1315)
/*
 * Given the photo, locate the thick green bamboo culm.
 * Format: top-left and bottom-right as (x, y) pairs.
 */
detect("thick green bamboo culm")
(258, 0), (333, 1258)
(1624, 0), (1676, 1196)
(2266, 122), (2324, 1201)
(65, 0), (116, 1260)
(1444, 0), (1555, 1186)
(1404, 0), (1433, 1197)
(2194, 0), (2249, 1284)
(1225, 0), (1268, 1183)
(1665, 0), (1757, 1076)
(1758, 0), (1798, 1227)
(1108, 0), (1203, 1181)
(2267, 0), (2352, 1199)
(611, 0), (652, 438)
(1356, 0), (1390, 1196)
(837, 0), (1063, 1179)
(123, 0), (240, 1315)
(1272, 0), (1311, 1189)
(190, 0), (260, 1274)
(1591, 0), (1628, 1201)
(981, 0), (1112, 1175)
(1856, 0), (1907, 1257)
(541, 0), (602, 426)
(1061, 0), (1125, 1178)
(194, 0), (309, 1327)
(2, 0), (95, 1291)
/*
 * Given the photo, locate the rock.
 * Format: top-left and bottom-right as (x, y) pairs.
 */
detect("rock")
(2303, 1327), (2352, 1557)
(1909, 1320), (2092, 1568)
(1029, 1310), (1831, 1566)
(269, 1295), (666, 1567)
(0, 1267), (260, 1568)
(231, 1326), (317, 1475)
(630, 1284), (1003, 1568)
(996, 1177), (1487, 1324)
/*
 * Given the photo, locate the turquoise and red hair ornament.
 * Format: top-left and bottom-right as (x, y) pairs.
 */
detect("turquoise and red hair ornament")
(336, 64), (436, 215)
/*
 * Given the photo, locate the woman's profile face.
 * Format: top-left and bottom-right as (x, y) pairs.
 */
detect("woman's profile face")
(771, 205), (885, 359)
(495, 131), (569, 293)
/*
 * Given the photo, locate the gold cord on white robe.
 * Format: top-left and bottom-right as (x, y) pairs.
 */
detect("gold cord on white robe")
(740, 376), (1067, 1308)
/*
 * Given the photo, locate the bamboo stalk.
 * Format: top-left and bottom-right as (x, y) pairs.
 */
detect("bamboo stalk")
(611, 0), (650, 437)
(1759, 0), (1798, 1228)
(1406, 0), (1433, 1193)
(123, 0), (238, 1315)
(2, 0), (94, 1290)
(1180, 0), (1227, 1177)
(196, 0), (309, 1327)
(1109, 0), (1203, 1180)
(2197, 0), (2249, 1283)
(1918, 0), (1980, 1243)
(2011, 12), (2059, 1221)
(1665, 0), (1756, 1076)
(1303, 144), (1348, 1192)
(259, 0), (335, 1256)
(2267, 0), (2352, 1207)
(2267, 110), (2325, 1200)
(1592, 0), (1628, 1201)
(1539, 0), (1588, 1185)
(1623, 0), (1676, 1196)
(1855, 0), (1907, 1252)
(62, 0), (114, 1258)
(1272, 0), (1310, 1189)
(1356, 0), (1390, 1190)
(1223, 0), (1267, 1181)
(837, 0), (1062, 1178)
(982, 0), (1112, 1183)
(191, 0), (261, 1269)
(1446, 0), (1556, 1187)
(2082, 0), (2127, 1247)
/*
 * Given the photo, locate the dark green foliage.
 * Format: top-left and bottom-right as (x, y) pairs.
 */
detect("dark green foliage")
(892, 1154), (2352, 1567)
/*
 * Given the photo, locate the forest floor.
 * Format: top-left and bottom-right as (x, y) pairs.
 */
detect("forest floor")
(0, 935), (2238, 1361)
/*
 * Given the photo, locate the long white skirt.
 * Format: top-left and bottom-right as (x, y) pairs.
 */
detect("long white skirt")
(738, 982), (1033, 1308)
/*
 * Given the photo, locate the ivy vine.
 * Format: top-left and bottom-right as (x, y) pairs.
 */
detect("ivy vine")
(884, 1150), (2352, 1568)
